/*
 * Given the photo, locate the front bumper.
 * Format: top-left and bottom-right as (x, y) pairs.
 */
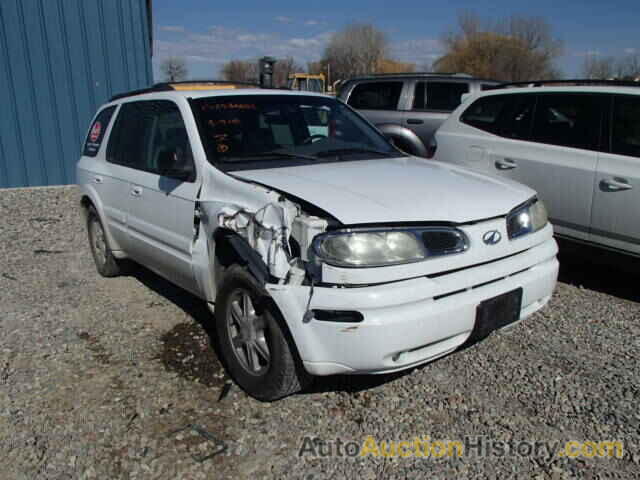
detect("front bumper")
(267, 237), (558, 376)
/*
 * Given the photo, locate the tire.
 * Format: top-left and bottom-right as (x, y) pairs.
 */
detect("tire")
(214, 265), (310, 401)
(392, 137), (415, 156)
(86, 206), (124, 277)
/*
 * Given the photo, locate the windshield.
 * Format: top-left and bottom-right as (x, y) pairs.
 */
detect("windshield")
(190, 94), (401, 171)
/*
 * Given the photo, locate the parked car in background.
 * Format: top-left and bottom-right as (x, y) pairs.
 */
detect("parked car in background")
(78, 81), (558, 401)
(433, 80), (640, 256)
(338, 73), (498, 156)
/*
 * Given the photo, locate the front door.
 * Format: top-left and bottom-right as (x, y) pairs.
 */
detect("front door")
(488, 93), (604, 242)
(108, 100), (201, 294)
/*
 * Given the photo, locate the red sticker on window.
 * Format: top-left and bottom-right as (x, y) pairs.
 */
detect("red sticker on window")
(89, 121), (102, 143)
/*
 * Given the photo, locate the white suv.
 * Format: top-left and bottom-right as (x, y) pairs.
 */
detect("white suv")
(433, 80), (640, 256)
(77, 82), (558, 400)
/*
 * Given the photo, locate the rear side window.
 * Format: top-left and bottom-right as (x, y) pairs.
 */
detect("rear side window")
(83, 106), (116, 157)
(347, 81), (403, 110)
(531, 94), (602, 150)
(413, 81), (469, 111)
(107, 100), (194, 175)
(612, 95), (640, 158)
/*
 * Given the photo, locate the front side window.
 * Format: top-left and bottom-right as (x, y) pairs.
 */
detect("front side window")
(612, 95), (640, 158)
(497, 95), (536, 140)
(347, 81), (403, 110)
(190, 94), (399, 171)
(107, 100), (194, 177)
(461, 93), (535, 140)
(531, 94), (602, 150)
(460, 95), (510, 135)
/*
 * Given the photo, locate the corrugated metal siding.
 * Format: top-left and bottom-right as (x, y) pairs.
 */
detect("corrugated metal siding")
(0, 0), (152, 188)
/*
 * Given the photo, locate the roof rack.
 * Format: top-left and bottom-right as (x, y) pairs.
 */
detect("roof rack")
(109, 80), (260, 102)
(489, 78), (640, 90)
(343, 72), (500, 83)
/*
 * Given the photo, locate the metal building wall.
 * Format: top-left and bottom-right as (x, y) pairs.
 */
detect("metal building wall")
(0, 0), (153, 188)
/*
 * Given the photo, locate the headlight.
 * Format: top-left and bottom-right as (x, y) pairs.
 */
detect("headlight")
(312, 228), (468, 267)
(506, 198), (548, 239)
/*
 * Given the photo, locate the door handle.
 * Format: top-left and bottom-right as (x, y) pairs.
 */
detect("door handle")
(93, 175), (103, 184)
(601, 177), (632, 191)
(495, 158), (517, 170)
(406, 118), (424, 125)
(130, 186), (142, 197)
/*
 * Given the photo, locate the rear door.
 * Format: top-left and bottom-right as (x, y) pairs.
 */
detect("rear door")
(345, 80), (407, 127)
(79, 105), (131, 251)
(590, 94), (640, 254)
(407, 80), (470, 144)
(110, 100), (201, 294)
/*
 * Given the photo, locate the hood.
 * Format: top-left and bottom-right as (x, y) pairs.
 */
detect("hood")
(232, 157), (535, 225)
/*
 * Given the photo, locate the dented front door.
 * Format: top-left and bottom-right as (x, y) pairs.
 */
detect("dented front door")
(115, 100), (201, 294)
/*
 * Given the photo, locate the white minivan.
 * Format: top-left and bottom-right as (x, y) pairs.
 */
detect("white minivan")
(433, 81), (640, 256)
(78, 82), (558, 400)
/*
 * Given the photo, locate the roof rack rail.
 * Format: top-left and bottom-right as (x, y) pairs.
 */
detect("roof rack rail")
(348, 72), (471, 78)
(343, 72), (500, 83)
(489, 78), (640, 90)
(109, 80), (260, 102)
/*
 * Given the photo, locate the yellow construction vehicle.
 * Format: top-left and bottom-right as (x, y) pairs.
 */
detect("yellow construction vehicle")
(287, 73), (326, 93)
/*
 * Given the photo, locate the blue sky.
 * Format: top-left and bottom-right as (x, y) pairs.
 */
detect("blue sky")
(152, 0), (640, 81)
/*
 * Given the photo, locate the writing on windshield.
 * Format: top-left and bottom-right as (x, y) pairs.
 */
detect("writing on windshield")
(191, 94), (398, 170)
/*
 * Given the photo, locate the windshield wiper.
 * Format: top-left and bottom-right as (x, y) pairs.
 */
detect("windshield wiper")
(315, 147), (398, 158)
(220, 150), (318, 162)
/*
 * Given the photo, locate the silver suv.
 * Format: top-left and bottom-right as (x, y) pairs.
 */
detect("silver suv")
(338, 73), (498, 157)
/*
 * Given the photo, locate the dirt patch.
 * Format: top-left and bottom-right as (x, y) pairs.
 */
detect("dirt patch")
(159, 322), (226, 388)
(77, 331), (111, 364)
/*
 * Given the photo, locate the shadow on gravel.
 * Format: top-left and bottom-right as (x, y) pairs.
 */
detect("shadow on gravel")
(159, 323), (227, 388)
(129, 267), (228, 388)
(128, 265), (414, 396)
(556, 238), (640, 303)
(307, 370), (411, 395)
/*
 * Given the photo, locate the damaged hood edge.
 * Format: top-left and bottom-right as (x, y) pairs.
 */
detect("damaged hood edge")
(231, 158), (536, 225)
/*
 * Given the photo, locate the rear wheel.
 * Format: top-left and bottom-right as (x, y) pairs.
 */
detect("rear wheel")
(86, 206), (124, 277)
(214, 266), (310, 401)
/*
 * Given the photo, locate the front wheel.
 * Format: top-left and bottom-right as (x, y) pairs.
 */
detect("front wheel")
(214, 266), (310, 401)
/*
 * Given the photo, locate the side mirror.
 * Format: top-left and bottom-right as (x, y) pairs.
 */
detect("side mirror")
(158, 149), (193, 181)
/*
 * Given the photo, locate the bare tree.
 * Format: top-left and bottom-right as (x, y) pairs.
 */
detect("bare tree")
(160, 56), (188, 82)
(221, 60), (258, 83)
(321, 23), (388, 80)
(617, 53), (640, 79)
(377, 59), (416, 73)
(435, 12), (563, 81)
(581, 52), (640, 80)
(221, 57), (303, 86)
(581, 54), (617, 79)
(273, 57), (304, 87)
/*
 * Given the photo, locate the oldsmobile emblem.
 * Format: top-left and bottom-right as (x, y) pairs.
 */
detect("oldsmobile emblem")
(482, 230), (502, 245)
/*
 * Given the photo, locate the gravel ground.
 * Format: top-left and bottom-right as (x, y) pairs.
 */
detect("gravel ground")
(1, 186), (639, 479)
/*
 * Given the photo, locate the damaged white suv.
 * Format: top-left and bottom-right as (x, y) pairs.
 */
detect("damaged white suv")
(77, 82), (559, 401)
